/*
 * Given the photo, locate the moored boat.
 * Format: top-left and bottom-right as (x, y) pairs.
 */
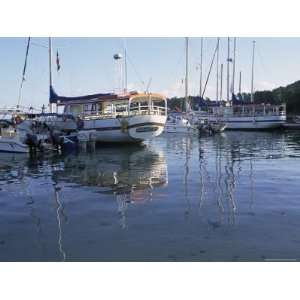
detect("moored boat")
(0, 120), (29, 153)
(50, 88), (167, 143)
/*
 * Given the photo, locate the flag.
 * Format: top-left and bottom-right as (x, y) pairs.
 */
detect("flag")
(56, 50), (61, 72)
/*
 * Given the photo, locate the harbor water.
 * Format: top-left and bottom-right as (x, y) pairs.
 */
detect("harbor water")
(1, 131), (300, 261)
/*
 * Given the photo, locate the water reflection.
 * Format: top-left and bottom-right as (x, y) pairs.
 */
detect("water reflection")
(53, 183), (66, 261)
(1, 131), (300, 261)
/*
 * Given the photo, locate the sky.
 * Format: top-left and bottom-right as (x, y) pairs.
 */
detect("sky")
(0, 37), (300, 109)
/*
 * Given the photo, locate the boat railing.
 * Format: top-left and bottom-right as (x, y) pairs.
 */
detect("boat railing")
(129, 105), (166, 116)
(80, 105), (166, 120)
(0, 129), (17, 138)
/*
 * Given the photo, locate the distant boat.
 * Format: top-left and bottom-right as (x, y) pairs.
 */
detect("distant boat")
(164, 113), (197, 134)
(164, 37), (198, 134)
(194, 39), (286, 130)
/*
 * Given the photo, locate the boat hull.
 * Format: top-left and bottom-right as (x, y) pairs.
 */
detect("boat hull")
(82, 114), (166, 143)
(164, 125), (197, 134)
(204, 115), (286, 130)
(224, 115), (286, 130)
(0, 139), (29, 153)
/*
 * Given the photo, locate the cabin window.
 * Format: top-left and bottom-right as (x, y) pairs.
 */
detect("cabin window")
(115, 104), (128, 113)
(103, 104), (113, 114)
(69, 104), (83, 115)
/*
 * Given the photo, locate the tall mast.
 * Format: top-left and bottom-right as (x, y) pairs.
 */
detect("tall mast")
(220, 63), (223, 101)
(239, 71), (242, 94)
(185, 37), (189, 112)
(251, 40), (255, 103)
(199, 37), (203, 98)
(216, 38), (220, 101)
(49, 37), (52, 88)
(124, 47), (128, 93)
(232, 37), (236, 95)
(227, 37), (230, 102)
(49, 37), (53, 113)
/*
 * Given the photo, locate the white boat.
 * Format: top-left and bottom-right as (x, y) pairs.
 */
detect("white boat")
(164, 38), (198, 135)
(164, 114), (197, 134)
(0, 120), (29, 153)
(51, 89), (167, 143)
(47, 38), (167, 143)
(195, 103), (286, 130)
(193, 39), (287, 130)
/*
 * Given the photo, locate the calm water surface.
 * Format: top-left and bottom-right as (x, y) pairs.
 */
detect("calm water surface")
(1, 131), (300, 261)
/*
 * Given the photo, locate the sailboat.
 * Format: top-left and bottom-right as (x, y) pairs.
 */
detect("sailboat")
(48, 38), (167, 143)
(164, 37), (198, 134)
(196, 39), (286, 130)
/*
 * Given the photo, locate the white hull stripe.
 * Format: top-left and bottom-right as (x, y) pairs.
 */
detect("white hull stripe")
(83, 122), (165, 131)
(225, 119), (284, 123)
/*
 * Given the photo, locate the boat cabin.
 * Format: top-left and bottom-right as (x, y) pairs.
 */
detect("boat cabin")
(51, 89), (167, 119)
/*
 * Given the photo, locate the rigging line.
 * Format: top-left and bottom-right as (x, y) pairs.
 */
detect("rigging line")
(31, 41), (48, 49)
(125, 52), (145, 90)
(17, 37), (31, 107)
(256, 44), (269, 77)
(169, 49), (185, 91)
(201, 39), (219, 99)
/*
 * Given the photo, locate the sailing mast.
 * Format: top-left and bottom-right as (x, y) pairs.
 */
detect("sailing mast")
(251, 40), (256, 103)
(124, 48), (128, 93)
(226, 37), (230, 102)
(239, 71), (242, 94)
(185, 37), (189, 112)
(199, 37), (203, 98)
(49, 37), (53, 113)
(216, 38), (220, 101)
(220, 63), (223, 101)
(232, 37), (236, 96)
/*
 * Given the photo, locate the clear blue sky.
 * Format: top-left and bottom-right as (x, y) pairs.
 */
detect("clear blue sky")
(1, 37), (300, 109)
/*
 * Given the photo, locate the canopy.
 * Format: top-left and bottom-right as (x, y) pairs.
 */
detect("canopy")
(49, 86), (119, 104)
